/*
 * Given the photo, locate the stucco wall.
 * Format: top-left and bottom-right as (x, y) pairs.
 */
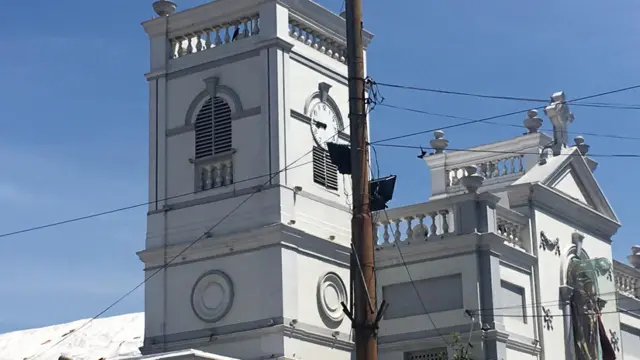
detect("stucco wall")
(533, 209), (620, 360)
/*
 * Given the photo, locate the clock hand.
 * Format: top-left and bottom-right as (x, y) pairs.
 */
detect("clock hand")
(313, 121), (327, 130)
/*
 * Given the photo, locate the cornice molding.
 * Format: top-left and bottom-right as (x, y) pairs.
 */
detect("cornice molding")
(139, 223), (351, 269)
(423, 133), (552, 169)
(508, 182), (620, 239)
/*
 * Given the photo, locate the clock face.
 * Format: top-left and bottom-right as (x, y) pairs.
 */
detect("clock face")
(309, 101), (340, 150)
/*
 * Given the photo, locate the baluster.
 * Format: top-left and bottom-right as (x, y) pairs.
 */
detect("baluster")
(178, 37), (187, 57)
(215, 27), (223, 46)
(326, 40), (334, 58)
(393, 220), (401, 243)
(480, 163), (488, 177)
(440, 210), (450, 234)
(195, 32), (203, 52)
(340, 49), (346, 63)
(243, 18), (250, 38)
(519, 155), (525, 172)
(205, 30), (212, 49)
(225, 161), (233, 184)
(417, 214), (426, 240)
(224, 25), (231, 43)
(213, 165), (223, 187)
(510, 157), (516, 174)
(305, 31), (314, 46)
(318, 35), (327, 54)
(451, 168), (459, 185)
(205, 167), (213, 190)
(186, 35), (194, 54)
(500, 159), (508, 176)
(252, 16), (260, 35)
(382, 223), (390, 244)
(405, 217), (414, 242)
(170, 39), (179, 59)
(429, 212), (437, 236)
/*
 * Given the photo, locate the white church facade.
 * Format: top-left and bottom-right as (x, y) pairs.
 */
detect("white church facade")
(1, 1), (639, 360)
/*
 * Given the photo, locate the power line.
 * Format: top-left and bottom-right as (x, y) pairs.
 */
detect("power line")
(373, 81), (640, 110)
(369, 83), (640, 145)
(27, 126), (349, 359)
(0, 160), (312, 239)
(373, 143), (640, 158)
(378, 103), (640, 141)
(369, 146), (450, 346)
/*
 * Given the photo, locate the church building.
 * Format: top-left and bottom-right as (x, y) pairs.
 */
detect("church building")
(1, 0), (639, 360)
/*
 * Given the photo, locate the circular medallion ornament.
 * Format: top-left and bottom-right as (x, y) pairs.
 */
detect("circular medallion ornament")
(317, 272), (347, 325)
(191, 270), (234, 323)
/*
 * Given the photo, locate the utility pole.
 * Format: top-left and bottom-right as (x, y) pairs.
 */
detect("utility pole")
(345, 0), (378, 359)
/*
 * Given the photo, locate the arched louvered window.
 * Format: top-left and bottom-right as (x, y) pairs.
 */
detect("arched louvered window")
(194, 96), (232, 159)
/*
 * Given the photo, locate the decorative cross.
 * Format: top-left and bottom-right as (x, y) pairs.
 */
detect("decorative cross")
(544, 91), (574, 148)
(542, 307), (554, 330)
(609, 330), (620, 352)
(540, 231), (561, 256)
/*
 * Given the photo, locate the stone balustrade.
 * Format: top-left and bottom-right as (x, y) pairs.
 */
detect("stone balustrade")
(195, 157), (234, 191)
(614, 263), (640, 299)
(288, 16), (347, 64)
(169, 14), (260, 59)
(373, 203), (453, 247)
(447, 154), (525, 189)
(496, 205), (527, 249)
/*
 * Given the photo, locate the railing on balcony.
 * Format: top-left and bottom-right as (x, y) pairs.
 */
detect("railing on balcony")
(288, 16), (347, 65)
(169, 14), (261, 59)
(496, 205), (527, 249)
(447, 154), (525, 191)
(614, 263), (640, 299)
(373, 202), (454, 247)
(195, 155), (234, 192)
(372, 194), (530, 251)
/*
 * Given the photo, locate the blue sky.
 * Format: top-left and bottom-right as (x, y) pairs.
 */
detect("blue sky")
(0, 0), (639, 333)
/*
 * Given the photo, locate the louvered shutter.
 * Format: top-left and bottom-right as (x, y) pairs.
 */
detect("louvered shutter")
(313, 146), (339, 191)
(194, 96), (232, 159)
(194, 98), (214, 159)
(212, 97), (232, 154)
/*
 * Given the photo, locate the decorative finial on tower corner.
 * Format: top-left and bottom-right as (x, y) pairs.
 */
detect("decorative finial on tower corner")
(574, 135), (590, 155)
(460, 165), (484, 193)
(629, 245), (640, 269)
(153, 0), (177, 17)
(430, 130), (449, 154)
(523, 109), (543, 134)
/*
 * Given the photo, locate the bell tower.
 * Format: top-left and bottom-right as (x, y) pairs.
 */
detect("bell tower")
(138, 0), (373, 359)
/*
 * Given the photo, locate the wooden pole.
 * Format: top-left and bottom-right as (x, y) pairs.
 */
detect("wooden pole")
(345, 0), (377, 359)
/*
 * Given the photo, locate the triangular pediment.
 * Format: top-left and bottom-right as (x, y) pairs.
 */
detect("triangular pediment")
(548, 166), (595, 207)
(514, 147), (618, 223)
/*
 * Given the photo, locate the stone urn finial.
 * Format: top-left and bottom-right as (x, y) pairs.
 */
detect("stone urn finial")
(430, 130), (449, 154)
(460, 165), (484, 193)
(523, 109), (543, 134)
(153, 0), (177, 17)
(629, 245), (640, 269)
(574, 136), (590, 156)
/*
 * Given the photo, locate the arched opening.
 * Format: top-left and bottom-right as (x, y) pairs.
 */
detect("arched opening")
(194, 96), (232, 159)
